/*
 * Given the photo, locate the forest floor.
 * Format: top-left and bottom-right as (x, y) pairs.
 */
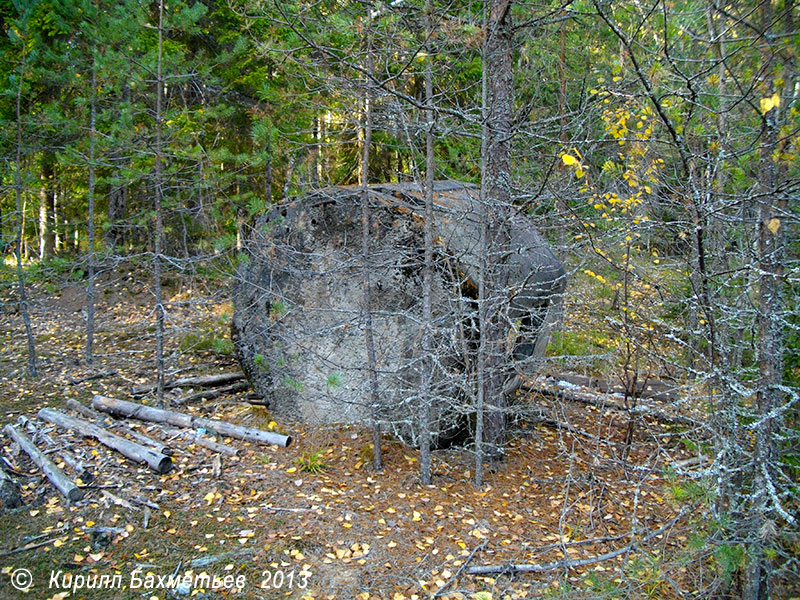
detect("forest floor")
(0, 261), (708, 600)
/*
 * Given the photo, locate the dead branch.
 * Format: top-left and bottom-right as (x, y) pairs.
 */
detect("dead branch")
(56, 449), (95, 483)
(101, 490), (137, 510)
(466, 510), (686, 575)
(173, 381), (251, 406)
(0, 537), (61, 558)
(69, 369), (117, 385)
(158, 425), (240, 456)
(521, 383), (705, 429)
(189, 548), (254, 568)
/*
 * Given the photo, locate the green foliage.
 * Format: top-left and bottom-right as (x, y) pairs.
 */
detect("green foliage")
(326, 372), (343, 391)
(179, 330), (233, 356)
(281, 375), (303, 393)
(295, 448), (328, 474)
(713, 543), (746, 583)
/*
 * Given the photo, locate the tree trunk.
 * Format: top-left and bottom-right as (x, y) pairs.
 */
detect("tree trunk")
(131, 372), (245, 396)
(474, 0), (490, 487)
(360, 11), (383, 472)
(418, 0), (436, 486)
(13, 45), (37, 379)
(86, 60), (97, 364)
(65, 399), (173, 456)
(482, 0), (514, 461)
(743, 5), (787, 598)
(38, 155), (56, 260)
(153, 0), (167, 406)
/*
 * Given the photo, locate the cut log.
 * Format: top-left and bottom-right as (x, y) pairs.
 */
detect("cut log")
(65, 399), (173, 456)
(38, 408), (173, 474)
(3, 425), (83, 502)
(173, 381), (251, 406)
(132, 372), (245, 397)
(92, 395), (291, 447)
(0, 464), (22, 508)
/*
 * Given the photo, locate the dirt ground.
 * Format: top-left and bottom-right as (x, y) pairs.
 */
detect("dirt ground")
(0, 264), (701, 600)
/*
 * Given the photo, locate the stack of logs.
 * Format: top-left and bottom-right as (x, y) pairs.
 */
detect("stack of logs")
(1, 373), (289, 508)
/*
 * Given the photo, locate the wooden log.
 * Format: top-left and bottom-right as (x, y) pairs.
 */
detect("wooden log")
(173, 381), (251, 406)
(3, 425), (83, 502)
(38, 409), (173, 474)
(92, 395), (291, 447)
(132, 372), (245, 397)
(0, 464), (22, 508)
(65, 399), (173, 456)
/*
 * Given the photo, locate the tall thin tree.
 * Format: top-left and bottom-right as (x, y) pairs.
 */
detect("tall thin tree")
(153, 0), (167, 405)
(360, 5), (383, 471)
(86, 57), (97, 365)
(13, 39), (38, 379)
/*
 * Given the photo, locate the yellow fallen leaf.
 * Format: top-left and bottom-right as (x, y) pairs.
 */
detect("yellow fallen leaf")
(561, 154), (578, 166)
(412, 511), (421, 522)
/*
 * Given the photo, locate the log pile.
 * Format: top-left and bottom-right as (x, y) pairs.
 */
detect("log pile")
(0, 373), (290, 511)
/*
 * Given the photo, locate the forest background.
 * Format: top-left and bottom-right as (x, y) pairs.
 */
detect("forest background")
(0, 1), (798, 599)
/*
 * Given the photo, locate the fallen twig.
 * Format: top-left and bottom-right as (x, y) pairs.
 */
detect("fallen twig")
(0, 537), (61, 558)
(132, 372), (245, 397)
(69, 369), (118, 385)
(189, 548), (254, 568)
(173, 381), (251, 406)
(432, 541), (487, 598)
(466, 510), (686, 576)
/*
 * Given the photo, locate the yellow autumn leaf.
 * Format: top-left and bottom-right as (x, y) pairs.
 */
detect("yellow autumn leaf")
(561, 153), (578, 166)
(204, 492), (216, 506)
(767, 218), (780, 234)
(412, 511), (421, 522)
(760, 93), (780, 115)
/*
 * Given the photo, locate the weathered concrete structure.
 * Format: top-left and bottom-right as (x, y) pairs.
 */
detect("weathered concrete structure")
(232, 181), (565, 445)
